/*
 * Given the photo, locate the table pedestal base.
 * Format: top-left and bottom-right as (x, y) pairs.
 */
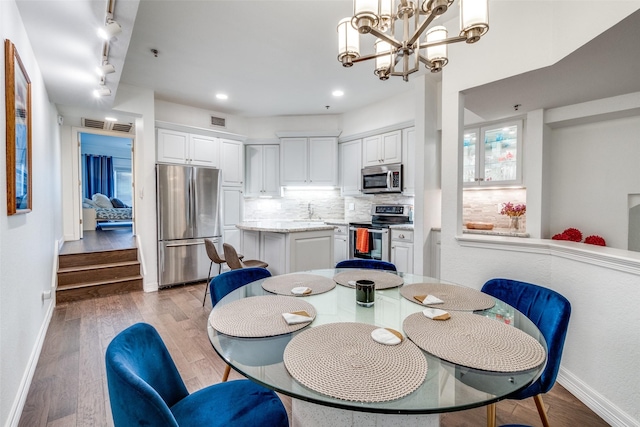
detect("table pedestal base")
(291, 399), (440, 427)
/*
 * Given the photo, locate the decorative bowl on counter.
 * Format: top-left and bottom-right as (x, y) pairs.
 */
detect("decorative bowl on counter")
(465, 222), (495, 230)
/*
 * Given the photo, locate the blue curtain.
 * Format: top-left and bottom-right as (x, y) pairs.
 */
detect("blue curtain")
(84, 155), (114, 198)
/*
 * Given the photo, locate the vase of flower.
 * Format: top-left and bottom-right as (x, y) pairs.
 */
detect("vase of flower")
(510, 216), (521, 231)
(500, 202), (526, 232)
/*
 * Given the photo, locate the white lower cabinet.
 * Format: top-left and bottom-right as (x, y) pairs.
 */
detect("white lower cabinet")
(390, 229), (414, 274)
(430, 230), (441, 279)
(222, 187), (243, 268)
(333, 225), (348, 265)
(240, 229), (334, 275)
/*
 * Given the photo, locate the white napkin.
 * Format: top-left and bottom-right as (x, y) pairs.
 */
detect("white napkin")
(348, 280), (357, 287)
(414, 294), (444, 305)
(422, 307), (451, 321)
(371, 328), (402, 345)
(282, 311), (314, 325)
(291, 286), (312, 295)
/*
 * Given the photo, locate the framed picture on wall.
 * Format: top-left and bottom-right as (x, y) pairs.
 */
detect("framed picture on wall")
(5, 39), (32, 215)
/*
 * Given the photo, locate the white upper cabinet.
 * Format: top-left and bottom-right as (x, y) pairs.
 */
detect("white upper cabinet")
(463, 119), (523, 187)
(280, 137), (337, 186)
(157, 128), (220, 167)
(221, 139), (244, 187)
(340, 139), (362, 196)
(402, 127), (415, 195)
(245, 145), (280, 197)
(362, 130), (402, 167)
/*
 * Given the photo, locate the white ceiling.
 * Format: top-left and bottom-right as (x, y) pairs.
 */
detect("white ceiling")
(14, 1), (640, 125)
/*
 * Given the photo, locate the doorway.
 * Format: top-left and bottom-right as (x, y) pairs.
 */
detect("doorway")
(78, 131), (134, 237)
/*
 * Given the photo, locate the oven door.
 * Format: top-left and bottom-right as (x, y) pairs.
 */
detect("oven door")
(349, 227), (389, 261)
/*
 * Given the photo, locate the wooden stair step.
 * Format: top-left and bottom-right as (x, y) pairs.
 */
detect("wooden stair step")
(57, 275), (144, 291)
(56, 277), (143, 303)
(58, 248), (138, 269)
(57, 261), (141, 287)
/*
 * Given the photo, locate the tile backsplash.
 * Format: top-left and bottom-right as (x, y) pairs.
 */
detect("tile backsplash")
(243, 189), (414, 223)
(463, 188), (527, 229)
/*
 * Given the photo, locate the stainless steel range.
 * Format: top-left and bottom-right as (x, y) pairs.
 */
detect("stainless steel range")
(349, 204), (413, 262)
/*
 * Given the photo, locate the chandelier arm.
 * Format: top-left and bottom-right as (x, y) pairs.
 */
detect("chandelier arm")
(350, 51), (393, 64)
(369, 27), (403, 49)
(407, 13), (438, 46)
(418, 35), (467, 49)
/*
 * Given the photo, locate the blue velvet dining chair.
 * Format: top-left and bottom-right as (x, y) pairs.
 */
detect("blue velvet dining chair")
(335, 259), (397, 272)
(210, 267), (272, 381)
(481, 278), (571, 427)
(105, 322), (288, 427)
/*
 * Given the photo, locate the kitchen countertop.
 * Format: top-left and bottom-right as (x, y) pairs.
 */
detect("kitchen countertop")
(236, 221), (336, 233)
(431, 226), (530, 238)
(389, 224), (414, 231)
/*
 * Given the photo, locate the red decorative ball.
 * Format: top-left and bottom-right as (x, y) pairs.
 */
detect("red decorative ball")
(552, 233), (570, 240)
(562, 228), (583, 242)
(584, 235), (606, 246)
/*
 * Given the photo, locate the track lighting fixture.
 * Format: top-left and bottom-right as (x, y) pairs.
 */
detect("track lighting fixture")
(96, 62), (116, 76)
(98, 19), (122, 40)
(93, 85), (111, 98)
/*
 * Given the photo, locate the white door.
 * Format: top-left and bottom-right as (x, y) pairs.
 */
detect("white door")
(221, 139), (244, 186)
(280, 138), (308, 185)
(308, 137), (337, 185)
(189, 134), (220, 167)
(340, 140), (362, 196)
(157, 129), (189, 164)
(245, 145), (263, 197)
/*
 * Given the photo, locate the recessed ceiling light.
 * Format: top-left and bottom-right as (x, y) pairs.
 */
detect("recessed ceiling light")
(105, 117), (118, 122)
(332, 90), (344, 97)
(216, 93), (228, 100)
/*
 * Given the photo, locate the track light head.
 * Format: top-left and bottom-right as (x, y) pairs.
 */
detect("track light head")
(96, 63), (116, 76)
(93, 85), (111, 98)
(98, 20), (122, 40)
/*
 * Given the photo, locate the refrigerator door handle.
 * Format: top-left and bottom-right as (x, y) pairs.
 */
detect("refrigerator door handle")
(166, 241), (204, 248)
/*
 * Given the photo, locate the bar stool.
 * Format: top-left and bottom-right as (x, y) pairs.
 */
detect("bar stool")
(223, 243), (268, 270)
(202, 239), (244, 306)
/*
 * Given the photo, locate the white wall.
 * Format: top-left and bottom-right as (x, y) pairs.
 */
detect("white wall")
(341, 88), (416, 137)
(1, 1), (63, 425)
(247, 114), (342, 141)
(155, 99), (248, 136)
(439, 2), (640, 425)
(548, 115), (640, 249)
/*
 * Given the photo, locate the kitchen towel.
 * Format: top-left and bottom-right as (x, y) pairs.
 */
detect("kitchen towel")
(356, 228), (369, 253)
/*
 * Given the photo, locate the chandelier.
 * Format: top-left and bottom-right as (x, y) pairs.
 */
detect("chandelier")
(337, 0), (489, 81)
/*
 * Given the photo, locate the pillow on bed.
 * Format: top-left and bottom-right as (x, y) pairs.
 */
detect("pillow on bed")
(83, 198), (96, 208)
(92, 193), (113, 208)
(110, 197), (127, 208)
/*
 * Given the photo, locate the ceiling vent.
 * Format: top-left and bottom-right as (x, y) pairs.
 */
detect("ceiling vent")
(210, 116), (226, 128)
(81, 118), (134, 133)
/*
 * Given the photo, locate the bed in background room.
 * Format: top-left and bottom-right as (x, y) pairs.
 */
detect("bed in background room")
(83, 193), (132, 230)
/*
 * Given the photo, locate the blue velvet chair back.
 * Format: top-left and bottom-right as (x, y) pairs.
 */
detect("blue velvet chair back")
(481, 278), (571, 399)
(105, 323), (188, 427)
(335, 259), (397, 272)
(210, 267), (271, 307)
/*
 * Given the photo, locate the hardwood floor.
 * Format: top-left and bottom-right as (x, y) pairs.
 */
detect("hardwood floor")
(19, 282), (609, 427)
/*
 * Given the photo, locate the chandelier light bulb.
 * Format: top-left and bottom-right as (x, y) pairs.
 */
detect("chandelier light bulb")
(337, 17), (360, 66)
(425, 26), (448, 72)
(374, 38), (392, 80)
(353, 0), (379, 33)
(460, 0), (489, 42)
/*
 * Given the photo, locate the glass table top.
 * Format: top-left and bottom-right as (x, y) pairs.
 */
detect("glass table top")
(207, 269), (547, 415)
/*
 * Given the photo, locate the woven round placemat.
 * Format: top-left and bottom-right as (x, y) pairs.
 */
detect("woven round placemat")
(210, 295), (317, 338)
(283, 322), (427, 402)
(403, 312), (545, 372)
(333, 270), (404, 290)
(400, 283), (495, 311)
(262, 273), (336, 296)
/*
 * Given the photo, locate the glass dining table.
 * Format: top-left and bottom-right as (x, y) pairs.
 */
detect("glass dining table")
(207, 269), (547, 427)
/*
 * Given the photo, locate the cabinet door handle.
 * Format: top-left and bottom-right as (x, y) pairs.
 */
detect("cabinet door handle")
(399, 234), (405, 239)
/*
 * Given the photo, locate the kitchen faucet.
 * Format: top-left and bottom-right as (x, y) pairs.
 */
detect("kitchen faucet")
(308, 203), (314, 219)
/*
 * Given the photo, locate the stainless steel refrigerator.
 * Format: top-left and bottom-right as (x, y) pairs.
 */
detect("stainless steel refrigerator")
(157, 164), (222, 288)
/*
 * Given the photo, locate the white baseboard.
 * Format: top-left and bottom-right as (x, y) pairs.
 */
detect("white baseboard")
(6, 299), (55, 427)
(558, 368), (639, 427)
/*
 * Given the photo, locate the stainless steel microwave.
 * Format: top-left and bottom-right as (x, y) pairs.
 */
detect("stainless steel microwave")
(361, 164), (402, 194)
